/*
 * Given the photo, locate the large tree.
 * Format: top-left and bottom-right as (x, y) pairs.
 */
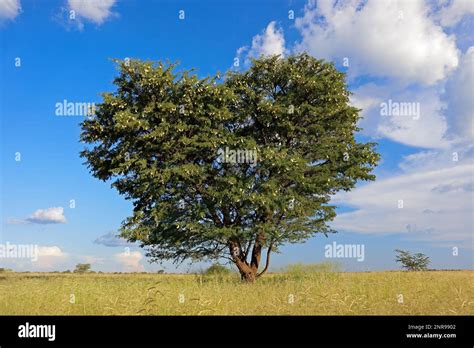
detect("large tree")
(80, 54), (379, 282)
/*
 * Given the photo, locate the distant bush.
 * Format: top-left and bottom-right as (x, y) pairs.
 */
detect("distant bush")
(0, 268), (13, 273)
(203, 264), (232, 275)
(195, 264), (236, 284)
(73, 263), (91, 273)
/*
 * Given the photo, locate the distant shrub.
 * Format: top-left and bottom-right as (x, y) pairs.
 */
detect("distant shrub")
(157, 270), (165, 274)
(0, 268), (13, 273)
(73, 263), (91, 273)
(203, 264), (232, 275)
(195, 264), (236, 284)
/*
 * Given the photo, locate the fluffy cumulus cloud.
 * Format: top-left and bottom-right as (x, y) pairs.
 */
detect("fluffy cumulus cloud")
(338, 3), (473, 150)
(442, 47), (474, 141)
(336, 36), (473, 247)
(38, 246), (65, 257)
(349, 46), (473, 150)
(437, 0), (474, 27)
(35, 246), (68, 269)
(0, 244), (68, 270)
(294, 0), (460, 85)
(0, 0), (21, 20)
(114, 251), (145, 272)
(26, 207), (67, 224)
(350, 58), (473, 149)
(236, 21), (286, 65)
(332, 163), (473, 246)
(351, 83), (450, 149)
(67, 0), (116, 27)
(248, 21), (286, 58)
(8, 207), (67, 225)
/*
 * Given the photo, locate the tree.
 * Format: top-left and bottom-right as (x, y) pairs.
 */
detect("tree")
(74, 263), (91, 273)
(80, 54), (379, 282)
(395, 249), (430, 271)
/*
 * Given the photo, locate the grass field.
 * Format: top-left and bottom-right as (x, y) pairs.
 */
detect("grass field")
(0, 270), (472, 315)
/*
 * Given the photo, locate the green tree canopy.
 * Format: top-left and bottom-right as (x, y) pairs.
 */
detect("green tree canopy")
(74, 263), (91, 273)
(395, 249), (430, 271)
(80, 54), (379, 281)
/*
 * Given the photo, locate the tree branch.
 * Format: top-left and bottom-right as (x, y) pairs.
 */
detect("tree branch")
(257, 242), (273, 278)
(244, 239), (252, 262)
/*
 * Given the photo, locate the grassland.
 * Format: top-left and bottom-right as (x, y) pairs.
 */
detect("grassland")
(0, 270), (472, 315)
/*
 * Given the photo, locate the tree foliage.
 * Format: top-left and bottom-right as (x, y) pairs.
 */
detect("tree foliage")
(395, 249), (430, 271)
(80, 54), (379, 281)
(74, 263), (91, 273)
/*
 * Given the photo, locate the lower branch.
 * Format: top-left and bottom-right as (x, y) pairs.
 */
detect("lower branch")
(257, 242), (273, 278)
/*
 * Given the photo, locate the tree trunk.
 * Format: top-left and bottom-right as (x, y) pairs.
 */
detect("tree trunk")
(250, 234), (264, 274)
(232, 251), (257, 282)
(229, 235), (266, 283)
(239, 266), (257, 282)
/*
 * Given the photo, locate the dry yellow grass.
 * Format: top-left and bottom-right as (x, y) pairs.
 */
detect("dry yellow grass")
(0, 271), (472, 315)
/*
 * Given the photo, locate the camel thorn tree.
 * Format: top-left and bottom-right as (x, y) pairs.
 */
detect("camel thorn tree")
(80, 54), (379, 282)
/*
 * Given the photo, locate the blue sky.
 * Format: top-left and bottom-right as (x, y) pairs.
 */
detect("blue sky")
(1, 0), (473, 272)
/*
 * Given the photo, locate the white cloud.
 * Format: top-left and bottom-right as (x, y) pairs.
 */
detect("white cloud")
(295, 0), (459, 85)
(7, 207), (67, 225)
(38, 246), (66, 257)
(68, 0), (116, 25)
(399, 145), (473, 172)
(82, 255), (106, 265)
(236, 21), (286, 65)
(437, 0), (474, 27)
(377, 88), (449, 149)
(35, 246), (68, 269)
(349, 83), (386, 136)
(0, 0), (21, 20)
(443, 46), (474, 141)
(332, 163), (473, 246)
(351, 83), (450, 149)
(26, 207), (67, 224)
(350, 47), (473, 149)
(248, 21), (285, 58)
(0, 245), (68, 270)
(114, 251), (145, 272)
